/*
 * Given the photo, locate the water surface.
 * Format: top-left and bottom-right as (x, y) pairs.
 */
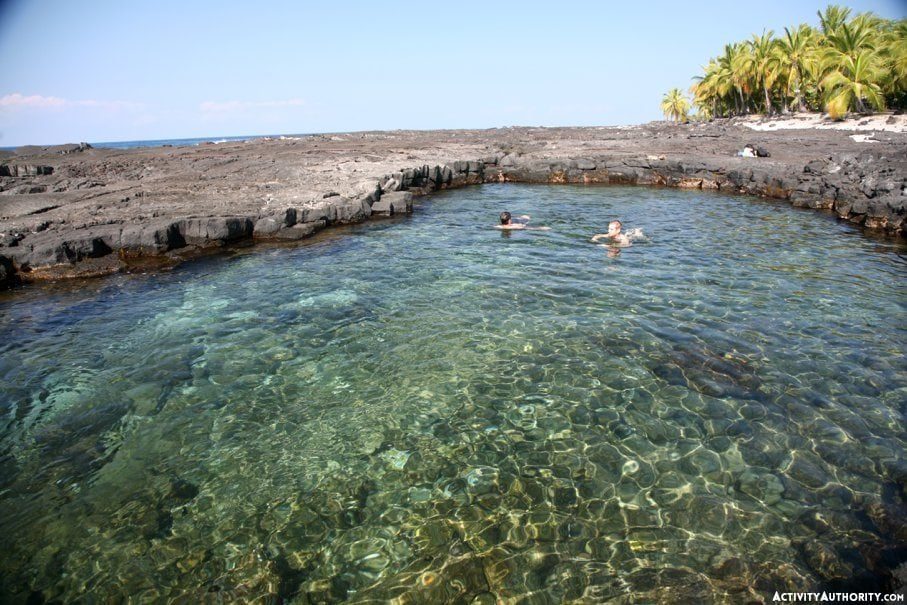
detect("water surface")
(1, 184), (905, 603)
(1, 133), (306, 151)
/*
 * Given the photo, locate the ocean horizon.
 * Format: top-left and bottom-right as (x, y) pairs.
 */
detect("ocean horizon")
(0, 132), (314, 151)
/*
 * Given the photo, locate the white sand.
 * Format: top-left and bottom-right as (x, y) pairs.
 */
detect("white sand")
(736, 112), (907, 133)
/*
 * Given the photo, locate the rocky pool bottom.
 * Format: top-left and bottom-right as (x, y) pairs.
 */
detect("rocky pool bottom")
(0, 184), (905, 603)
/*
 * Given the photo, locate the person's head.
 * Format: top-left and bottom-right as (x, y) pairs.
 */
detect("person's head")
(608, 220), (622, 235)
(500, 211), (512, 225)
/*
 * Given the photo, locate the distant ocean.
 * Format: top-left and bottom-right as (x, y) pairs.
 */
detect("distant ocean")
(1, 133), (312, 151)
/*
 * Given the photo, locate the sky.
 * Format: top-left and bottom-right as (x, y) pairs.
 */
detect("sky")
(0, 0), (903, 145)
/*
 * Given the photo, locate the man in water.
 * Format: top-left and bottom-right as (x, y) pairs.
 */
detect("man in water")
(495, 211), (532, 230)
(591, 220), (632, 246)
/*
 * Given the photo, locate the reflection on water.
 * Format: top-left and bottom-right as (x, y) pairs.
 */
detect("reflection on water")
(0, 184), (905, 603)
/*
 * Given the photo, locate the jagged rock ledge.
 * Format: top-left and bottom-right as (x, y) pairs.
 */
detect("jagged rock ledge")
(0, 121), (904, 289)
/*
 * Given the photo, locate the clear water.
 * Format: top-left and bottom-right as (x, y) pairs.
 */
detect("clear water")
(0, 184), (905, 603)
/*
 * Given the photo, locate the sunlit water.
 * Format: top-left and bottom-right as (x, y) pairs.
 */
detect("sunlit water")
(1, 184), (905, 603)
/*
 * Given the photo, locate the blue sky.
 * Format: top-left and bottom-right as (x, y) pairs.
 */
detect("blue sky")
(0, 0), (903, 145)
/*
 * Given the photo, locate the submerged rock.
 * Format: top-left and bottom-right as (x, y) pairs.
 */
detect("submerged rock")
(737, 469), (785, 505)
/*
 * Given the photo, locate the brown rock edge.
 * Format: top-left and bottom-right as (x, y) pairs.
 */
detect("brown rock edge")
(0, 119), (904, 289)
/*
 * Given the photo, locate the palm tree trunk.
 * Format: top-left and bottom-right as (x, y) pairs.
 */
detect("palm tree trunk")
(764, 86), (772, 115)
(794, 67), (806, 112)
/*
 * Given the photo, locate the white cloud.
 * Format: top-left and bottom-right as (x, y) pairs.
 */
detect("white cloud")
(0, 93), (67, 108)
(0, 93), (143, 111)
(200, 99), (306, 113)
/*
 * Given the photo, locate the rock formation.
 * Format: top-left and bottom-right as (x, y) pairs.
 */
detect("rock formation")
(1, 120), (903, 289)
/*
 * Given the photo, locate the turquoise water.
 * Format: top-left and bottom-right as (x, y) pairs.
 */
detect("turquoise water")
(0, 184), (905, 603)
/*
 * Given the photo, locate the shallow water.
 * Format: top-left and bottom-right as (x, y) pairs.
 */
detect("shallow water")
(1, 184), (905, 603)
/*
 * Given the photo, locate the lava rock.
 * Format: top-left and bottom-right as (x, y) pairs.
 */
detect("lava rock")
(179, 217), (254, 245)
(119, 220), (185, 254)
(371, 191), (413, 216)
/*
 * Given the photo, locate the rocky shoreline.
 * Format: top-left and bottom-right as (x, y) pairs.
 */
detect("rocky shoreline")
(1, 119), (904, 289)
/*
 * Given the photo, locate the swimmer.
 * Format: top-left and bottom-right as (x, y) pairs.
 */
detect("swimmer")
(495, 211), (531, 230)
(591, 220), (633, 246)
(495, 211), (550, 231)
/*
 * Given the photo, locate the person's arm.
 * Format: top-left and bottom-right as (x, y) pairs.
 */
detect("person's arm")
(590, 233), (609, 242)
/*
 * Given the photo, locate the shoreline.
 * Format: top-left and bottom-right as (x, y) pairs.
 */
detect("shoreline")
(1, 118), (905, 289)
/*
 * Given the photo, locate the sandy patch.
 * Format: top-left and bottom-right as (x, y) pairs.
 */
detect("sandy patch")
(849, 134), (879, 143)
(737, 112), (906, 133)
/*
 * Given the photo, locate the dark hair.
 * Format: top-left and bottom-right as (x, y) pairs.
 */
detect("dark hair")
(611, 220), (622, 228)
(500, 211), (512, 224)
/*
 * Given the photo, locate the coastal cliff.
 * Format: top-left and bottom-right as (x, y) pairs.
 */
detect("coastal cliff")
(1, 118), (904, 288)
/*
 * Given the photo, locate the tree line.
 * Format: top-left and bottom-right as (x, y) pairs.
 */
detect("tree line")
(661, 5), (906, 122)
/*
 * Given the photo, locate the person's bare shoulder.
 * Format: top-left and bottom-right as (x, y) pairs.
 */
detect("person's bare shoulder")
(495, 224), (526, 230)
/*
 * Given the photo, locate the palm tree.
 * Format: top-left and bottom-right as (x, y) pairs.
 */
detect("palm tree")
(682, 5), (901, 117)
(717, 43), (752, 115)
(691, 60), (725, 118)
(661, 88), (690, 122)
(817, 5), (851, 36)
(821, 49), (887, 117)
(883, 20), (907, 108)
(744, 31), (781, 114)
(777, 25), (818, 112)
(819, 17), (887, 117)
(823, 18), (879, 60)
(711, 51), (736, 115)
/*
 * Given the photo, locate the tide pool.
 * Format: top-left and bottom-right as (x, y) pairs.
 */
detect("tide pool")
(1, 184), (904, 602)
